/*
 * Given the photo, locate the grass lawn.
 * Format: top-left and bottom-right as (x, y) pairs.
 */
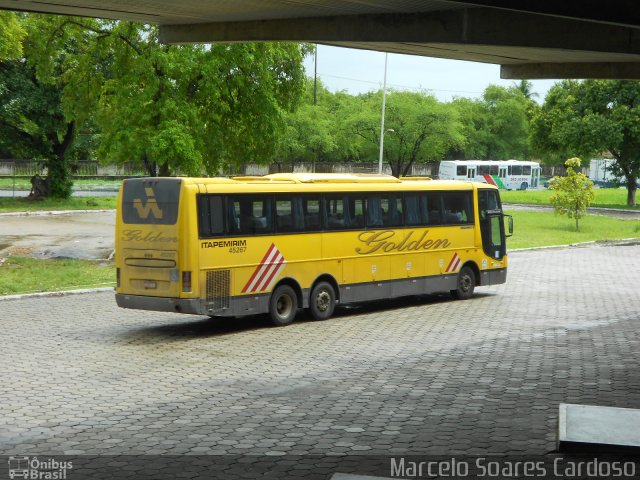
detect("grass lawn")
(501, 188), (639, 210)
(506, 209), (640, 249)
(0, 196), (116, 213)
(0, 257), (115, 295)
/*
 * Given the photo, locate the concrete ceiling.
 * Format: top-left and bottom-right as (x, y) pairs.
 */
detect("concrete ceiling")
(2, 0), (640, 79)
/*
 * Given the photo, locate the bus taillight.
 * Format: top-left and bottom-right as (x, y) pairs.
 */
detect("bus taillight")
(116, 268), (120, 288)
(182, 271), (192, 292)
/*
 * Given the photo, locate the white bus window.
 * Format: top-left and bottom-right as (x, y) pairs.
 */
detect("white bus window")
(456, 165), (467, 176)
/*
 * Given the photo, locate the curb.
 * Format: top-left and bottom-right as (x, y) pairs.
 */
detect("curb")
(0, 209), (115, 217)
(511, 237), (640, 252)
(0, 287), (114, 302)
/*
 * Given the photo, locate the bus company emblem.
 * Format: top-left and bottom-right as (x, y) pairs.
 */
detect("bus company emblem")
(445, 253), (462, 273)
(133, 187), (163, 220)
(242, 243), (286, 293)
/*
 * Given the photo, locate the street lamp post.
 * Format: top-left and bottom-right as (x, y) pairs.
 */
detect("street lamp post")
(378, 52), (389, 174)
(378, 128), (395, 175)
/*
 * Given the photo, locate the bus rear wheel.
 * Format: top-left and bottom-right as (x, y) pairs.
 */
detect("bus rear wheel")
(269, 285), (298, 326)
(451, 265), (476, 300)
(309, 281), (336, 321)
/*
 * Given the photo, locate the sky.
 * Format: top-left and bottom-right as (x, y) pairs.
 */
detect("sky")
(303, 45), (558, 103)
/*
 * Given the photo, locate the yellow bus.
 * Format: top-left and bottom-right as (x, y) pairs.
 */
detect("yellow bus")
(115, 173), (512, 325)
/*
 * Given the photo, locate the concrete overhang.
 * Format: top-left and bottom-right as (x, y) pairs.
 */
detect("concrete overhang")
(2, 0), (640, 79)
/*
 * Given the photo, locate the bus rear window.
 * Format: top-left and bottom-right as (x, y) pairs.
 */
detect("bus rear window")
(121, 178), (180, 225)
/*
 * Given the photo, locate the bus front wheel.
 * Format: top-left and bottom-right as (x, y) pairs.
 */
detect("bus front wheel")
(309, 281), (336, 321)
(269, 285), (298, 326)
(451, 265), (476, 300)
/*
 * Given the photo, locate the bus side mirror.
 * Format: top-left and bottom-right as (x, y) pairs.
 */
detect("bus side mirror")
(504, 214), (513, 237)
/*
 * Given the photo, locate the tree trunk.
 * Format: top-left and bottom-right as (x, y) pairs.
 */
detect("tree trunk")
(46, 121), (76, 198)
(142, 152), (157, 177)
(158, 161), (170, 177)
(626, 176), (637, 206)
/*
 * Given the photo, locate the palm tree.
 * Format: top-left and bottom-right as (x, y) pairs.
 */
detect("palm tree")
(513, 80), (539, 100)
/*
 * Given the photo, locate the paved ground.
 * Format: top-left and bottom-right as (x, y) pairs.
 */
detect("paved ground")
(0, 211), (115, 259)
(1, 244), (640, 478)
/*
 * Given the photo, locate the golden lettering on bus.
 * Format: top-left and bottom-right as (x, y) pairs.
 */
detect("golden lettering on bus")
(122, 229), (177, 243)
(355, 230), (451, 255)
(133, 187), (163, 220)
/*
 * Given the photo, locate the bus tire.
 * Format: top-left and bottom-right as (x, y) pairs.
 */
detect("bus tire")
(269, 285), (298, 326)
(520, 182), (528, 190)
(451, 265), (476, 300)
(309, 281), (336, 321)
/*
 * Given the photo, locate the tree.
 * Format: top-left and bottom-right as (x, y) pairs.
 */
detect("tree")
(348, 91), (463, 177)
(549, 157), (595, 231)
(0, 57), (76, 197)
(274, 79), (339, 167)
(531, 80), (640, 205)
(448, 85), (531, 160)
(513, 80), (538, 101)
(17, 15), (308, 185)
(0, 12), (25, 60)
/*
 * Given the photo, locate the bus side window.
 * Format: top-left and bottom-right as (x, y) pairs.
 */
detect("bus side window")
(387, 195), (402, 226)
(233, 197), (272, 234)
(197, 195), (224, 237)
(365, 195), (402, 228)
(303, 198), (321, 231)
(366, 196), (383, 227)
(426, 192), (443, 225)
(442, 191), (474, 224)
(324, 197), (347, 229)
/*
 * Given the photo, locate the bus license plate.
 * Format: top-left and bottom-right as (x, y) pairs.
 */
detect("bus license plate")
(144, 280), (157, 289)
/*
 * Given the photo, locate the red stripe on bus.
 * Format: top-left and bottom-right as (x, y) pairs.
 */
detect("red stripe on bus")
(256, 254), (285, 292)
(445, 253), (459, 273)
(451, 256), (461, 272)
(242, 243), (277, 293)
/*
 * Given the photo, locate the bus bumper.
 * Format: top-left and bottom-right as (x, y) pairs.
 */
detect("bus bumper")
(116, 294), (204, 315)
(480, 268), (507, 286)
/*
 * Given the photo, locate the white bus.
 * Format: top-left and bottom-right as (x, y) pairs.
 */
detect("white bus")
(439, 160), (542, 190)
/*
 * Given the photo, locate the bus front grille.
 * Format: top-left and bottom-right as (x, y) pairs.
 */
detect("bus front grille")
(206, 269), (230, 311)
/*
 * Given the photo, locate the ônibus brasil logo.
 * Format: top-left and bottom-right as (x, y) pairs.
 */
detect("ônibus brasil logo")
(8, 456), (73, 479)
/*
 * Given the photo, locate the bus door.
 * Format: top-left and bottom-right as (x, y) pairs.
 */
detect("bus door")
(467, 166), (476, 180)
(478, 189), (506, 260)
(532, 167), (540, 188)
(498, 166), (508, 189)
